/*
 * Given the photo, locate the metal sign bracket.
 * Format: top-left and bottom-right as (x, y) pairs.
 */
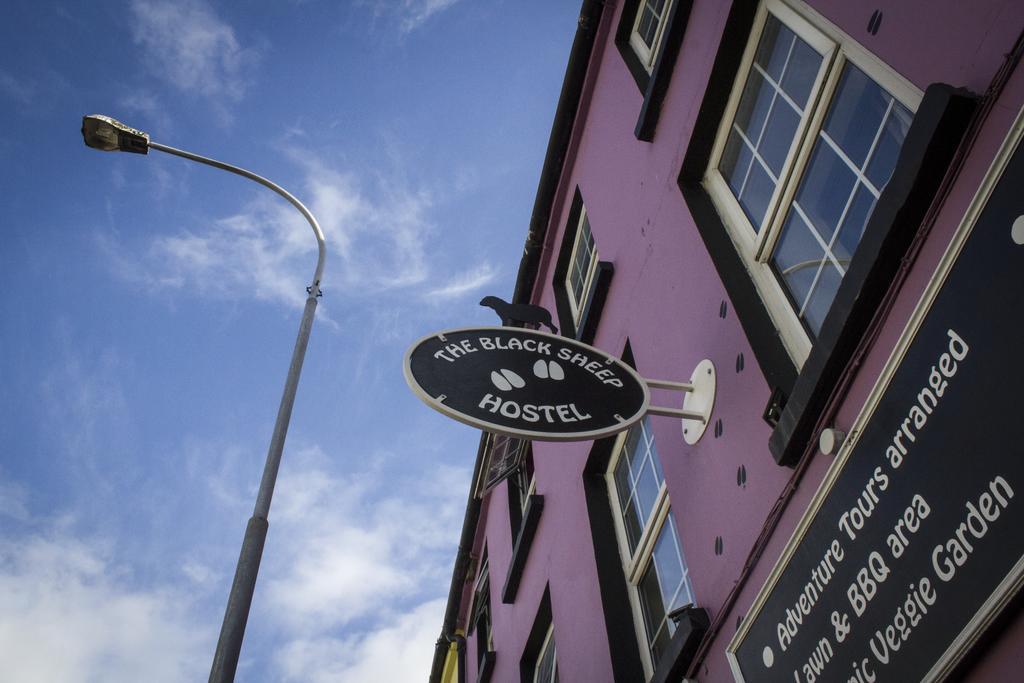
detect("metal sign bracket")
(645, 359), (716, 444)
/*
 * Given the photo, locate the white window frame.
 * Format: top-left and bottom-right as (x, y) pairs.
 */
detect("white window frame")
(511, 449), (537, 518)
(533, 623), (558, 683)
(605, 421), (694, 678)
(471, 555), (494, 655)
(629, 0), (675, 71)
(564, 206), (599, 326)
(703, 0), (921, 365)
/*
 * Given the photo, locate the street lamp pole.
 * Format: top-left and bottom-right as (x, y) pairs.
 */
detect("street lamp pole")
(81, 115), (326, 683)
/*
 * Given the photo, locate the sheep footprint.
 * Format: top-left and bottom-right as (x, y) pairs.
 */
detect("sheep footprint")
(491, 369), (526, 392)
(533, 359), (564, 380)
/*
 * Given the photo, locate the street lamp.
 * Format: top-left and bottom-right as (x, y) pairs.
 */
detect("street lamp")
(82, 114), (326, 683)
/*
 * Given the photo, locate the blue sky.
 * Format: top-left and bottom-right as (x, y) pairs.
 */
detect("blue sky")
(0, 1), (577, 680)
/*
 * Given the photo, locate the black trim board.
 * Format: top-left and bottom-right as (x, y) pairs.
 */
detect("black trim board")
(635, 0), (694, 142)
(615, 0), (651, 93)
(552, 189), (615, 344)
(553, 190), (585, 338)
(518, 587), (554, 683)
(476, 651), (495, 683)
(502, 494), (545, 604)
(615, 0), (694, 141)
(582, 435), (647, 683)
(576, 261), (614, 344)
(649, 607), (710, 683)
(677, 0), (796, 394)
(768, 84), (978, 466)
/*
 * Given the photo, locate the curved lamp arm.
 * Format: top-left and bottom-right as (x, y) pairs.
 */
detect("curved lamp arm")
(148, 141), (326, 295)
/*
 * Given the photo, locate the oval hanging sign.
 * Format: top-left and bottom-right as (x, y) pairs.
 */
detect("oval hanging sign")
(403, 327), (650, 441)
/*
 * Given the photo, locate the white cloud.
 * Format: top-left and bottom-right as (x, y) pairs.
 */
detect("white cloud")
(0, 532), (210, 682)
(398, 0), (462, 33)
(359, 0), (462, 34)
(38, 326), (135, 494)
(0, 475), (29, 522)
(100, 148), (444, 312)
(0, 70), (33, 105)
(425, 261), (498, 301)
(182, 558), (220, 588)
(264, 456), (466, 633)
(117, 90), (175, 139)
(274, 598), (446, 683)
(129, 0), (257, 117)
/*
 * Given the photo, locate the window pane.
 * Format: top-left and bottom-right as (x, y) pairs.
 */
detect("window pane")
(614, 451), (633, 511)
(865, 103), (913, 189)
(733, 69), (774, 143)
(614, 419), (665, 555)
(773, 210), (825, 316)
(834, 183), (876, 264)
(568, 216), (596, 313)
(793, 142), (856, 245)
(535, 630), (557, 683)
(802, 262), (843, 332)
(760, 99), (800, 175)
(623, 426), (644, 480)
(739, 160), (775, 228)
(721, 18), (821, 233)
(638, 512), (692, 665)
(770, 62), (912, 336)
(639, 561), (668, 657)
(720, 131), (754, 197)
(632, 460), (661, 530)
(754, 14), (792, 83)
(780, 37), (820, 109)
(643, 421), (665, 483)
(824, 64), (890, 170)
(636, 0), (667, 49)
(652, 523), (684, 608)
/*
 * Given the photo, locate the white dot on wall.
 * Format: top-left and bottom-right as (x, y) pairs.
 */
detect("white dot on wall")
(763, 645), (774, 668)
(1012, 215), (1024, 245)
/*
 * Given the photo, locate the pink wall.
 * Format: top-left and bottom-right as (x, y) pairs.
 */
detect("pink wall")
(465, 0), (1024, 681)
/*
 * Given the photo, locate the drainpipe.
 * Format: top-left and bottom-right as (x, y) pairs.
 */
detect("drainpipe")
(428, 435), (486, 683)
(512, 0), (605, 306)
(428, 3), (606, 681)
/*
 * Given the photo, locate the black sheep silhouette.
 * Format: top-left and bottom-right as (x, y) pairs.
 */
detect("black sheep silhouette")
(480, 296), (558, 334)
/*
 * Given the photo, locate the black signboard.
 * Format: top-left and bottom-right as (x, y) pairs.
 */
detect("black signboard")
(731, 133), (1024, 681)
(404, 327), (649, 440)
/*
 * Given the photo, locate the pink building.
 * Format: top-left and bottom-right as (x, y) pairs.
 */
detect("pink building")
(428, 0), (1024, 681)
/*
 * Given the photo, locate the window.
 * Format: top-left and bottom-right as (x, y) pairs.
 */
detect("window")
(607, 418), (695, 674)
(629, 0), (674, 71)
(471, 554), (493, 661)
(564, 207), (599, 326)
(554, 190), (614, 342)
(477, 434), (527, 498)
(520, 589), (557, 683)
(507, 445), (536, 535)
(533, 625), (558, 683)
(704, 0), (919, 362)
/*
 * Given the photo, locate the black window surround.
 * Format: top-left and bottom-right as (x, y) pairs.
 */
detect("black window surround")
(615, 0), (695, 141)
(502, 493), (545, 604)
(552, 189), (614, 343)
(648, 607), (710, 683)
(583, 434), (647, 682)
(518, 587), (555, 683)
(476, 651), (496, 683)
(506, 444), (535, 540)
(678, 0), (977, 466)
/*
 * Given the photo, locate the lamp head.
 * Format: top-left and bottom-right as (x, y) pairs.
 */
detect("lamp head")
(81, 115), (149, 154)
